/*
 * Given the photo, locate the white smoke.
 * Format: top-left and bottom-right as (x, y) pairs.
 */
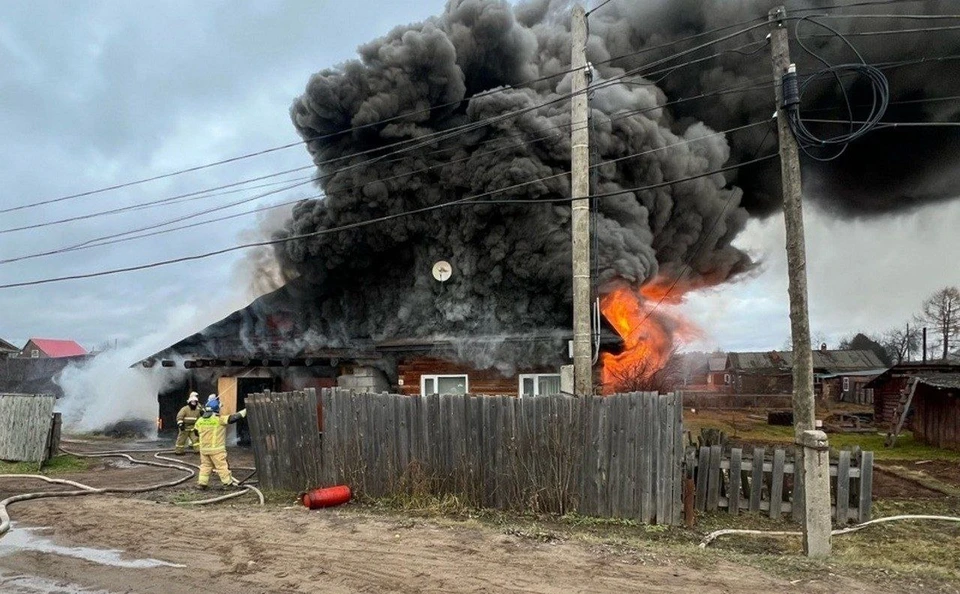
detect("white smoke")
(54, 298), (248, 433)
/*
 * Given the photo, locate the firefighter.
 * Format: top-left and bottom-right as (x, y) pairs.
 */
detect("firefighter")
(174, 392), (202, 455)
(194, 394), (246, 489)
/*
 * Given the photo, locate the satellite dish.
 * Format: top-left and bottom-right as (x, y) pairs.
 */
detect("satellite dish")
(432, 260), (452, 283)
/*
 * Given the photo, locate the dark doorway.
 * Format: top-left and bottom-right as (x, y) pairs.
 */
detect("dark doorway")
(236, 377), (276, 446)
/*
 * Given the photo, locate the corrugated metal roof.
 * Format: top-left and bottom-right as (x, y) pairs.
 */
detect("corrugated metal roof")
(916, 373), (960, 390)
(728, 349), (885, 373)
(28, 339), (87, 358)
(817, 368), (888, 379)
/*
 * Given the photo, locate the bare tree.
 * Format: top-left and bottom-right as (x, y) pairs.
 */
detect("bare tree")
(609, 348), (683, 393)
(881, 324), (919, 365)
(916, 286), (960, 361)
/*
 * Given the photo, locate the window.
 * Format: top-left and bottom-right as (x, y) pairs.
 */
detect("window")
(421, 374), (468, 396)
(842, 377), (850, 392)
(30, 349), (39, 358)
(519, 374), (561, 397)
(723, 373), (731, 385)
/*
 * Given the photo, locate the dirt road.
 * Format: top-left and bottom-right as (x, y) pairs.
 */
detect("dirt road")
(0, 445), (893, 593)
(2, 495), (893, 594)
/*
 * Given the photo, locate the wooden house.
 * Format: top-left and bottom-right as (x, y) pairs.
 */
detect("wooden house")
(725, 349), (885, 395)
(0, 338), (18, 359)
(17, 338), (87, 359)
(866, 364), (960, 449)
(143, 280), (623, 439)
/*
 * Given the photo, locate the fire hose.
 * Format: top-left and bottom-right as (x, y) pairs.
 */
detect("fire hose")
(0, 447), (263, 539)
(699, 515), (960, 548)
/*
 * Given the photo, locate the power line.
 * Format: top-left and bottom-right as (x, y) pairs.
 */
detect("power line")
(0, 116), (596, 236)
(621, 119), (778, 333)
(0, 154), (779, 289)
(2, 21), (778, 235)
(7, 45), (949, 242)
(1, 119), (773, 266)
(586, 0), (615, 16)
(478, 153), (778, 204)
(7, 5), (951, 218)
(796, 23), (960, 39)
(797, 119), (960, 127)
(4, 13), (778, 215)
(793, 0), (948, 12)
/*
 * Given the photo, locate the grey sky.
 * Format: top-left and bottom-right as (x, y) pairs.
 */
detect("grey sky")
(1, 0), (958, 357)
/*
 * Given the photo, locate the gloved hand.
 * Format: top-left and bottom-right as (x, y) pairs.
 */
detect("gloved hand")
(177, 421), (184, 430)
(238, 409), (247, 418)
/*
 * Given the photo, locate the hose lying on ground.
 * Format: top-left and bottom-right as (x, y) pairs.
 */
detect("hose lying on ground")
(1, 447), (262, 538)
(699, 515), (960, 548)
(152, 453), (264, 505)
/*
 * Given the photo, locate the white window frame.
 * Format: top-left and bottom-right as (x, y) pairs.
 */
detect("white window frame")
(30, 349), (39, 358)
(421, 374), (469, 396)
(518, 373), (562, 398)
(723, 373), (731, 385)
(842, 377), (850, 392)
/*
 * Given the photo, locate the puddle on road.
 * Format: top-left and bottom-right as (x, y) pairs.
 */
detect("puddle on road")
(0, 527), (185, 569)
(0, 570), (114, 594)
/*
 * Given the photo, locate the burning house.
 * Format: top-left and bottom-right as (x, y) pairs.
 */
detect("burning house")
(144, 276), (631, 436)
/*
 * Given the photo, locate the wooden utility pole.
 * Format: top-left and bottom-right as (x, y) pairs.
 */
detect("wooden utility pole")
(770, 6), (815, 440)
(571, 3), (592, 396)
(769, 6), (831, 558)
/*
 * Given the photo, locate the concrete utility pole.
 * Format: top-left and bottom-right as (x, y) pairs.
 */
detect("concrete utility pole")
(769, 6), (831, 558)
(571, 3), (592, 396)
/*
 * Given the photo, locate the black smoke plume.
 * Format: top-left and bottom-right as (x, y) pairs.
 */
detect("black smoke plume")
(266, 0), (960, 363)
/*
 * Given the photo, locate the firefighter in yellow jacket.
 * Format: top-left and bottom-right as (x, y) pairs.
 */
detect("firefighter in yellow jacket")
(194, 395), (246, 489)
(174, 392), (202, 455)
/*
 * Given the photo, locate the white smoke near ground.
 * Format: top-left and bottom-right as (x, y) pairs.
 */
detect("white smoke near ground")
(55, 351), (185, 434)
(54, 298), (249, 433)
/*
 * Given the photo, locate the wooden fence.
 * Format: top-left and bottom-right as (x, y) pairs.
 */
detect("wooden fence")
(246, 389), (323, 491)
(317, 389), (684, 524)
(0, 394), (57, 463)
(690, 445), (874, 524)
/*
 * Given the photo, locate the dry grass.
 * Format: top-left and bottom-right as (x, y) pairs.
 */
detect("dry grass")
(684, 409), (960, 462)
(0, 454), (90, 475)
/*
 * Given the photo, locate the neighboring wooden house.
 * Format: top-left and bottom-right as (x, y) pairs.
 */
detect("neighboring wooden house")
(0, 355), (92, 397)
(910, 373), (960, 450)
(0, 338), (18, 359)
(704, 356), (730, 391)
(18, 338), (87, 359)
(725, 349), (885, 395)
(866, 364), (960, 436)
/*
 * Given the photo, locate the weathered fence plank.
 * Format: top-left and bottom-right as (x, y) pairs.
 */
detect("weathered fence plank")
(836, 449), (851, 523)
(671, 393), (684, 525)
(749, 447), (765, 512)
(729, 448), (742, 515)
(640, 394), (654, 521)
(0, 394), (57, 463)
(707, 445), (722, 512)
(695, 446), (710, 512)
(770, 449), (786, 519)
(859, 450), (874, 522)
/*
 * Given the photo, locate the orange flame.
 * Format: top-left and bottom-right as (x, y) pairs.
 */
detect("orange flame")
(599, 278), (701, 394)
